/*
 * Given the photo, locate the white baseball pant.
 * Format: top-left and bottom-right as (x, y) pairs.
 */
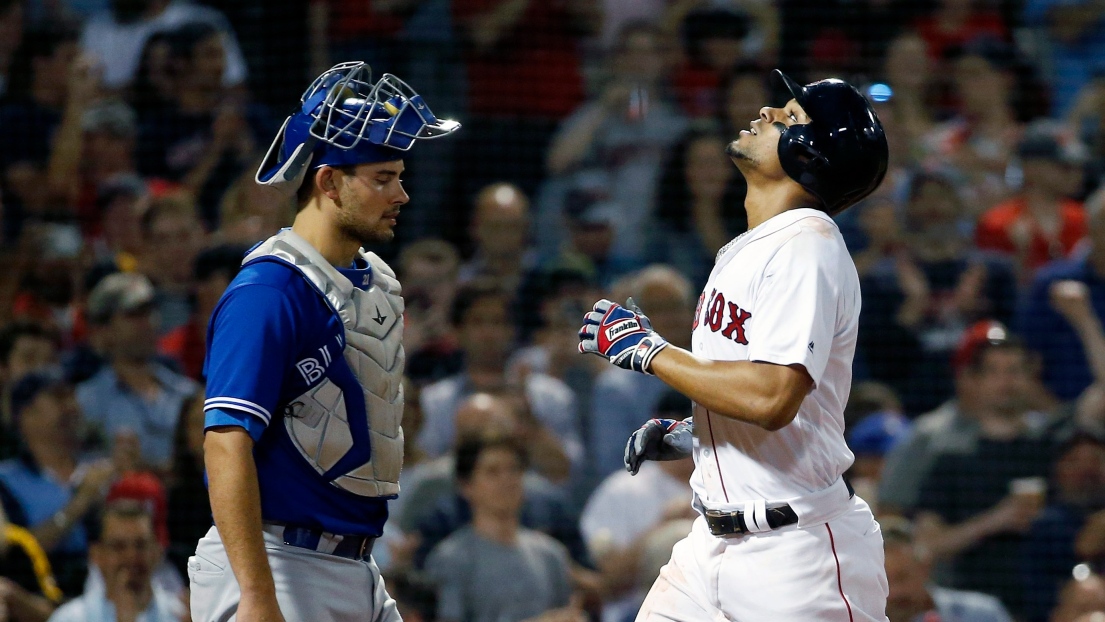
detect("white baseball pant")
(189, 526), (401, 622)
(637, 495), (888, 621)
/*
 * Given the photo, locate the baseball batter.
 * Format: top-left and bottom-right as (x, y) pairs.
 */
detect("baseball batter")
(189, 62), (458, 622)
(579, 70), (890, 621)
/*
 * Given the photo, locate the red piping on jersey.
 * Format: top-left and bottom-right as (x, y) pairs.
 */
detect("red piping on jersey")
(826, 524), (854, 622)
(703, 409), (729, 502)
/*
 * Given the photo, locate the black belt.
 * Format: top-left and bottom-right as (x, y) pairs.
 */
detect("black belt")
(704, 480), (855, 537)
(704, 505), (799, 537)
(264, 524), (376, 561)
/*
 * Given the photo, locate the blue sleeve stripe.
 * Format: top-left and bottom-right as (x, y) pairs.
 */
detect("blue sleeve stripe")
(204, 397), (272, 424)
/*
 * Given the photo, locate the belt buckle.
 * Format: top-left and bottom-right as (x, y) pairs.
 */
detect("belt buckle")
(705, 509), (746, 536)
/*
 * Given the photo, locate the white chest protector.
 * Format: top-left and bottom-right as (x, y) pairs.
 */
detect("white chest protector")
(243, 229), (405, 498)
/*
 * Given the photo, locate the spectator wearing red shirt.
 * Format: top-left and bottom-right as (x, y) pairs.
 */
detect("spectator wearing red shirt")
(448, 0), (593, 227)
(914, 0), (1009, 62)
(158, 244), (245, 381)
(976, 122), (1089, 278)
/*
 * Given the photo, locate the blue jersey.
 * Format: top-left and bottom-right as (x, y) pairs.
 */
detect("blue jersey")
(203, 256), (389, 536)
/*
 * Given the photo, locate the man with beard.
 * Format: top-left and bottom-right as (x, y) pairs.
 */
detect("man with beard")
(191, 63), (458, 622)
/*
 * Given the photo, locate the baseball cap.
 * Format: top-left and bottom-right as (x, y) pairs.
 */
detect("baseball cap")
(1017, 120), (1088, 165)
(953, 319), (1011, 373)
(86, 272), (156, 325)
(9, 368), (69, 421)
(848, 411), (911, 457)
(81, 100), (138, 139)
(106, 472), (169, 549)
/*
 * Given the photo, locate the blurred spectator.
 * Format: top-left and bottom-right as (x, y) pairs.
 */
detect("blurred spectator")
(0, 25), (80, 217)
(0, 372), (117, 595)
(543, 22), (687, 268)
(77, 273), (199, 472)
(425, 434), (581, 622)
(922, 38), (1025, 211)
(88, 175), (148, 269)
(1022, 432), (1105, 621)
(400, 239), (464, 384)
(417, 281), (583, 472)
(654, 124), (748, 286)
(672, 7), (755, 118)
(83, 472), (183, 601)
(913, 0), (1008, 62)
(882, 517), (1015, 622)
(845, 409), (912, 508)
(578, 390), (694, 622)
(213, 166), (293, 247)
(976, 121), (1088, 280)
(539, 180), (638, 288)
(0, 322), (59, 430)
(158, 244), (246, 380)
(384, 567), (439, 622)
(79, 0), (247, 91)
(306, 0), (412, 77)
(1018, 192), (1105, 402)
(880, 31), (938, 163)
(450, 0), (591, 202)
(1051, 569), (1105, 622)
(135, 23), (271, 224)
(879, 321), (1056, 514)
(165, 396), (208, 577)
(718, 63), (768, 139)
(861, 173), (1018, 413)
(460, 183), (535, 293)
(47, 499), (185, 622)
(138, 194), (206, 334)
(402, 392), (584, 567)
(0, 0), (22, 102)
(1024, 0), (1105, 116)
(911, 327), (1058, 616)
(590, 266), (694, 481)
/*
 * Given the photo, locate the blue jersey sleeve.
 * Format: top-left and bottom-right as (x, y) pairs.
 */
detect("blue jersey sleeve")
(203, 280), (298, 433)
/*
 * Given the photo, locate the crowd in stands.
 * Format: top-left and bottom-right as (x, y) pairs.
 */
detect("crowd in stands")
(2, 0), (1105, 621)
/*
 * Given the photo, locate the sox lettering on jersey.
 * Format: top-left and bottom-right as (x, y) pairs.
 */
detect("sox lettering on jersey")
(698, 290), (751, 345)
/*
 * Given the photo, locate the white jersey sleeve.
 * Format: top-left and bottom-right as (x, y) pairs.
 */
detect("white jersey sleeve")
(746, 228), (840, 387)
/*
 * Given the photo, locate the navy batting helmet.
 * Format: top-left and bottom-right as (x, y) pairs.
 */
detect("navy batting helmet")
(772, 70), (888, 215)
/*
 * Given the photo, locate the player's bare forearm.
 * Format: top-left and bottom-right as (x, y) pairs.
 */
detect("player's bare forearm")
(204, 427), (279, 601)
(648, 346), (811, 431)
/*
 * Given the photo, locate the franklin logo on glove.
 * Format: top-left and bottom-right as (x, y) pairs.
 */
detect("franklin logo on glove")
(605, 319), (641, 341)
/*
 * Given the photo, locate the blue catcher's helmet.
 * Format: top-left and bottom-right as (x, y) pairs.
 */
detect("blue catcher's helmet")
(771, 70), (888, 215)
(256, 62), (460, 193)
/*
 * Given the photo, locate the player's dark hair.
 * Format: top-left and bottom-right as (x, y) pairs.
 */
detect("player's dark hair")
(454, 433), (528, 484)
(295, 165), (356, 212)
(0, 322), (58, 366)
(450, 279), (507, 327)
(194, 244), (247, 282)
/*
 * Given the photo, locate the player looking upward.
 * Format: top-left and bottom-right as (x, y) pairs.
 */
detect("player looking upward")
(190, 62), (459, 622)
(578, 70), (890, 620)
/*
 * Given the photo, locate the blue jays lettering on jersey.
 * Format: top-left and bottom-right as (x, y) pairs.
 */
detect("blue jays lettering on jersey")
(202, 257), (389, 536)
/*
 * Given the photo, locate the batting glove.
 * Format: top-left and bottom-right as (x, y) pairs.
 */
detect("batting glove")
(624, 417), (694, 475)
(578, 298), (669, 374)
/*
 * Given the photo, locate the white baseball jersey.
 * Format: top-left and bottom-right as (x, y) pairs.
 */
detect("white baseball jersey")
(688, 207), (859, 506)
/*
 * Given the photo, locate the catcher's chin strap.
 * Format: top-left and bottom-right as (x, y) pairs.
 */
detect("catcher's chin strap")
(5, 524), (63, 603)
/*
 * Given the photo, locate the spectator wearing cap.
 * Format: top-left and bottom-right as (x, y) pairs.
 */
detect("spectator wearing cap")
(47, 499), (185, 622)
(845, 409), (912, 510)
(903, 323), (1059, 616)
(76, 273), (199, 473)
(1017, 189), (1105, 402)
(0, 371), (118, 595)
(1021, 432), (1105, 621)
(879, 320), (1057, 516)
(157, 244), (246, 380)
(81, 473), (186, 604)
(976, 121), (1089, 280)
(883, 517), (1015, 622)
(0, 321), (59, 430)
